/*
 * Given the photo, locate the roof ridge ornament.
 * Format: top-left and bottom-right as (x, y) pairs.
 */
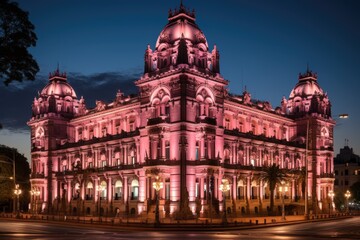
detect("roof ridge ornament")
(49, 63), (67, 80)
(298, 67), (317, 81)
(168, 1), (196, 20)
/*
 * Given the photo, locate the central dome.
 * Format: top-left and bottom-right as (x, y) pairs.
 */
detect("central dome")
(155, 3), (208, 50)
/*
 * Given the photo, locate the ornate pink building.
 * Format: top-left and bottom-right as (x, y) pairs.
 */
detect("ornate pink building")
(28, 4), (335, 218)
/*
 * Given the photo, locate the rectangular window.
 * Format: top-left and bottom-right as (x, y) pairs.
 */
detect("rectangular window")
(165, 183), (170, 200)
(165, 142), (170, 160)
(101, 160), (107, 167)
(102, 127), (107, 137)
(195, 181), (199, 198)
(195, 142), (199, 160)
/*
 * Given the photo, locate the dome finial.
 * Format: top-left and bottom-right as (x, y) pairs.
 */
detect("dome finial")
(49, 63), (67, 80)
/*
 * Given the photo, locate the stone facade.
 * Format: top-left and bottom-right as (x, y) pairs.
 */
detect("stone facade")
(28, 3), (335, 217)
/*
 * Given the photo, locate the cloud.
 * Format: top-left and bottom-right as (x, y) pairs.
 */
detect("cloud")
(0, 69), (142, 132)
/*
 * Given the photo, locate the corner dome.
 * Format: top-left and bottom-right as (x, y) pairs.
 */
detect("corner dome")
(289, 71), (324, 99)
(285, 69), (331, 118)
(155, 3), (208, 50)
(40, 69), (77, 99)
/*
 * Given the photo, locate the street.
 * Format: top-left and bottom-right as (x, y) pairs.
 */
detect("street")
(0, 216), (359, 239)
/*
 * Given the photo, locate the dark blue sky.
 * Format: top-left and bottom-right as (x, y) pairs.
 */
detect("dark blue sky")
(1, 0), (359, 161)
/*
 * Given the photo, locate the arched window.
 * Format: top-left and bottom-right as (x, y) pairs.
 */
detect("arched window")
(86, 182), (93, 200)
(237, 180), (245, 200)
(131, 179), (139, 200)
(195, 141), (200, 160)
(150, 88), (171, 118)
(196, 87), (214, 118)
(100, 181), (107, 199)
(114, 180), (123, 200)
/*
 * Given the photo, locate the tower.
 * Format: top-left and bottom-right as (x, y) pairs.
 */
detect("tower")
(28, 68), (86, 212)
(285, 69), (335, 212)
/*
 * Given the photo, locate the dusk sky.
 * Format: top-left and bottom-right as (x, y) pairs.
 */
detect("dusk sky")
(0, 0), (359, 162)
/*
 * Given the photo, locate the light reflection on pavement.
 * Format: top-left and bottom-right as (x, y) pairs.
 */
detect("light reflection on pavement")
(0, 216), (359, 239)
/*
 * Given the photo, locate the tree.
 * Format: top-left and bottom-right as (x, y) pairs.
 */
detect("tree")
(0, 0), (39, 86)
(0, 145), (31, 212)
(350, 181), (360, 203)
(260, 164), (288, 214)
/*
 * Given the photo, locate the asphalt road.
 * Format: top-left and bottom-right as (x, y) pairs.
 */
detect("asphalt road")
(0, 216), (359, 239)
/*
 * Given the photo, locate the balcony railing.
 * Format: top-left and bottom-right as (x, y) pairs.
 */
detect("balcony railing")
(143, 158), (179, 166)
(147, 116), (170, 125)
(187, 158), (221, 166)
(319, 172), (335, 178)
(31, 173), (45, 179)
(57, 129), (140, 149)
(196, 116), (217, 125)
(224, 129), (305, 148)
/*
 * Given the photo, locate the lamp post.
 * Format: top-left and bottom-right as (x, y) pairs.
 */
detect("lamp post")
(328, 190), (334, 216)
(279, 181), (288, 221)
(344, 190), (351, 213)
(96, 184), (105, 222)
(152, 176), (163, 226)
(14, 184), (22, 218)
(219, 179), (230, 225)
(30, 188), (40, 217)
(304, 118), (310, 220)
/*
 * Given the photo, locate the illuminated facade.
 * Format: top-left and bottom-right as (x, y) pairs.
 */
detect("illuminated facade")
(28, 4), (336, 218)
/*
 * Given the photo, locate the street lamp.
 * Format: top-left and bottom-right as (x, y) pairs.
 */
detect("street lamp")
(152, 176), (163, 226)
(219, 178), (230, 225)
(328, 190), (334, 216)
(344, 190), (351, 213)
(279, 181), (288, 221)
(30, 188), (41, 217)
(96, 184), (105, 222)
(14, 184), (22, 218)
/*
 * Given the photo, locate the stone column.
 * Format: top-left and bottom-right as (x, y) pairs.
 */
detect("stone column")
(200, 177), (204, 199)
(123, 177), (128, 204)
(232, 175), (237, 201)
(108, 178), (112, 203)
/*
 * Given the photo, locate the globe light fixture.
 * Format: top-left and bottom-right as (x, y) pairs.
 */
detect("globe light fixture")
(279, 181), (288, 221)
(30, 188), (41, 217)
(152, 176), (163, 226)
(344, 190), (351, 213)
(219, 178), (230, 224)
(328, 190), (334, 215)
(96, 184), (106, 221)
(14, 184), (22, 218)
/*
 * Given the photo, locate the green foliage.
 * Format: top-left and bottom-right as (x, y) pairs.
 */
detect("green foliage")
(0, 145), (31, 212)
(350, 181), (360, 203)
(0, 0), (39, 85)
(259, 164), (288, 214)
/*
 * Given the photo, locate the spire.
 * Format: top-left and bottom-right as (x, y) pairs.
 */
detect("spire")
(176, 34), (189, 65)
